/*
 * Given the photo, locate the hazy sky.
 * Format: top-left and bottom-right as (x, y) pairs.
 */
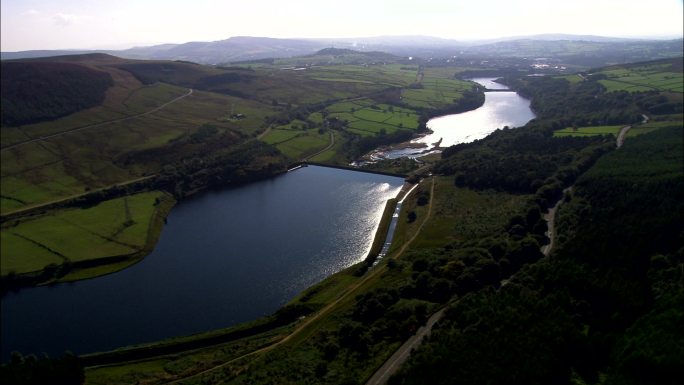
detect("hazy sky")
(2, 0), (683, 51)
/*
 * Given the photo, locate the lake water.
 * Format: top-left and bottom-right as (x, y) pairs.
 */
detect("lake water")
(379, 78), (535, 159)
(1, 166), (403, 360)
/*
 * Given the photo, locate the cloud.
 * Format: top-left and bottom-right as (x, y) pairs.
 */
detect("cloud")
(53, 13), (78, 27)
(24, 9), (40, 16)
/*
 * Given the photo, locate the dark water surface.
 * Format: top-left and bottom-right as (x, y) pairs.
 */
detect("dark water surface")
(1, 166), (403, 360)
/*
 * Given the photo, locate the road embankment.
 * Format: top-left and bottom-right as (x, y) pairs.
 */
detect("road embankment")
(289, 162), (408, 179)
(354, 198), (399, 274)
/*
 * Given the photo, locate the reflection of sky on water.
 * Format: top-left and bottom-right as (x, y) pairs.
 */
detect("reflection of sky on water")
(380, 78), (535, 159)
(417, 91), (535, 147)
(1, 166), (403, 360)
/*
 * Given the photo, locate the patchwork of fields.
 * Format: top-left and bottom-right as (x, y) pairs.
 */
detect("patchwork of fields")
(1, 53), (482, 286)
(0, 80), (272, 215)
(597, 61), (683, 93)
(1, 191), (171, 278)
(259, 64), (476, 159)
(553, 119), (683, 139)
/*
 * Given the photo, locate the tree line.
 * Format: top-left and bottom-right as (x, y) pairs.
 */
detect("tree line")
(388, 125), (683, 385)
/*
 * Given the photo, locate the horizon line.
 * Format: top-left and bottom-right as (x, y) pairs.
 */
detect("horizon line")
(3, 33), (683, 53)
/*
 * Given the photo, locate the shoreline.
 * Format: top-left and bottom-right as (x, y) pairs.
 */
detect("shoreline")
(76, 177), (420, 368)
(358, 85), (492, 161)
(1, 163), (403, 295)
(1, 82), (490, 293)
(0, 192), (177, 295)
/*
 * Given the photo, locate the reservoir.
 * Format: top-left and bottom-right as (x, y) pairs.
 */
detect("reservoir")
(1, 166), (403, 360)
(378, 78), (535, 159)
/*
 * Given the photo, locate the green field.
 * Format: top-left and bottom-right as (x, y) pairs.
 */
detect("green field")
(554, 74), (584, 84)
(306, 64), (417, 88)
(596, 61), (683, 93)
(553, 117), (683, 139)
(627, 119), (684, 137)
(253, 63), (476, 157)
(553, 125), (624, 137)
(401, 76), (473, 110)
(1, 53), (480, 291)
(595, 130), (681, 185)
(321, 101), (421, 137)
(0, 80), (275, 215)
(1, 191), (171, 277)
(264, 128), (331, 159)
(410, 178), (529, 249)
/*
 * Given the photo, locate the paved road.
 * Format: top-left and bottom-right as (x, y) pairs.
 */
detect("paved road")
(541, 186), (573, 256)
(542, 114), (649, 253)
(616, 114), (648, 149)
(616, 125), (632, 149)
(366, 308), (446, 385)
(1, 88), (193, 152)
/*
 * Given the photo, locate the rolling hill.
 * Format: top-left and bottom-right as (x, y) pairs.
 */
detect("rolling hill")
(1, 58), (115, 126)
(2, 35), (682, 67)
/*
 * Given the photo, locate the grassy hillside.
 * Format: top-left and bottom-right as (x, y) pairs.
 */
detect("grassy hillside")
(595, 57), (683, 93)
(1, 191), (173, 280)
(1, 52), (482, 288)
(0, 55), (288, 285)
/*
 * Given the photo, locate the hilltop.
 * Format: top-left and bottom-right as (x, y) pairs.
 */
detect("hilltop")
(2, 35), (682, 68)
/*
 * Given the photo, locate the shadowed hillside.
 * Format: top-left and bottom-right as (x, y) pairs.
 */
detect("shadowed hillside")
(1, 61), (113, 126)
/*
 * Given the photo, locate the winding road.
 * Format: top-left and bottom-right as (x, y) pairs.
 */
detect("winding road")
(616, 114), (649, 149)
(616, 124), (632, 149)
(366, 113), (653, 384)
(542, 114), (648, 255)
(541, 186), (573, 257)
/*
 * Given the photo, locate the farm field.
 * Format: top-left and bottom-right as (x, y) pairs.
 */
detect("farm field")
(305, 64), (418, 87)
(1, 51), (479, 288)
(261, 125), (331, 159)
(554, 74), (584, 84)
(256, 62), (478, 159)
(409, 177), (529, 249)
(553, 125), (624, 137)
(0, 81), (274, 214)
(627, 119), (684, 137)
(401, 75), (473, 110)
(0, 191), (171, 278)
(596, 60), (683, 93)
(554, 116), (683, 139)
(324, 100), (421, 137)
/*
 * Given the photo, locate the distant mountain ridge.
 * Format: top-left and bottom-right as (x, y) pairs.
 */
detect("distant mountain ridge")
(2, 35), (682, 65)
